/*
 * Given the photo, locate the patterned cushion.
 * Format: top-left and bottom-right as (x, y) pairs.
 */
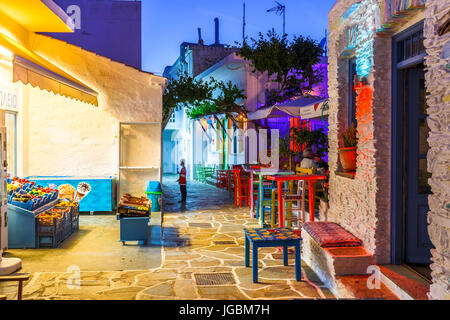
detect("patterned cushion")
(302, 222), (362, 247)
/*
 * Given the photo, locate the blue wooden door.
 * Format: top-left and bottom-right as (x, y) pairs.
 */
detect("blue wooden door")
(405, 67), (433, 264)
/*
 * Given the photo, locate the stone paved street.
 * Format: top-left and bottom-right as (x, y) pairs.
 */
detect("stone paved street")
(0, 175), (334, 300)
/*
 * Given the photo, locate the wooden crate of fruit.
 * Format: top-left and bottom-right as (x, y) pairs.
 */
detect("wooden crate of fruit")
(118, 193), (151, 217)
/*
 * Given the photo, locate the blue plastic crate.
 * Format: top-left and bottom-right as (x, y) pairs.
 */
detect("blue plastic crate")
(116, 215), (150, 245)
(7, 200), (59, 249)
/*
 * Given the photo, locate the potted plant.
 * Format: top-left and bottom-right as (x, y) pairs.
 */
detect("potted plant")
(291, 127), (328, 158)
(278, 134), (299, 170)
(339, 123), (358, 172)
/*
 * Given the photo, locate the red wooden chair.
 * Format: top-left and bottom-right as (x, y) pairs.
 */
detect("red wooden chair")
(219, 170), (230, 189)
(233, 169), (249, 207)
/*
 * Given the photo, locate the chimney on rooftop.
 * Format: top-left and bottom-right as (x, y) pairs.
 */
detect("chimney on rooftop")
(198, 27), (204, 45)
(214, 18), (219, 45)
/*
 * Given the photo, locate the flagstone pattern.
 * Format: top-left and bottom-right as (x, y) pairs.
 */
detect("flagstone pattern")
(4, 176), (334, 300)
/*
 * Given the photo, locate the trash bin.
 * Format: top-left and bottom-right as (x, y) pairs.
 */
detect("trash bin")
(145, 181), (162, 212)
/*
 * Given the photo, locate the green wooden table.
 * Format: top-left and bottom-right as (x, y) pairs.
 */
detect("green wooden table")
(243, 168), (293, 227)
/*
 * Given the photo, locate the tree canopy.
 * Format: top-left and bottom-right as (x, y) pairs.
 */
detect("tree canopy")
(162, 29), (324, 129)
(238, 29), (324, 108)
(162, 73), (246, 129)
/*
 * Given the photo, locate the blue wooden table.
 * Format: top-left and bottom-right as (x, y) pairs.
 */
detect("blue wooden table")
(244, 228), (302, 283)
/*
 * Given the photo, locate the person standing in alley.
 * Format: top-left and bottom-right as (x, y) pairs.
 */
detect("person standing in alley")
(177, 159), (187, 203)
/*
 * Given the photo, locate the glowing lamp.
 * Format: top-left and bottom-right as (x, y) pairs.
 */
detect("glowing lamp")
(0, 45), (13, 60)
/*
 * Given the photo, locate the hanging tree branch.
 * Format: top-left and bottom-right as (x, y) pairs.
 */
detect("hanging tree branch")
(162, 73), (246, 129)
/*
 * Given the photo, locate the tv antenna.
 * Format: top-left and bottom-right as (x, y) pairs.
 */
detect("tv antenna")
(243, 1), (246, 43)
(267, 1), (286, 35)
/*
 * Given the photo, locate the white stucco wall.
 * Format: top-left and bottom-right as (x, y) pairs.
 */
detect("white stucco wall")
(24, 85), (116, 176)
(1, 33), (166, 198)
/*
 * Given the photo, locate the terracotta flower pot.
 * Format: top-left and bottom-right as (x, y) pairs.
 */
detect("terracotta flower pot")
(339, 147), (357, 172)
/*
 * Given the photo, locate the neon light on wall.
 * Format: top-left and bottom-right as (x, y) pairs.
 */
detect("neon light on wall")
(337, 4), (374, 77)
(355, 21), (374, 78)
(354, 82), (374, 143)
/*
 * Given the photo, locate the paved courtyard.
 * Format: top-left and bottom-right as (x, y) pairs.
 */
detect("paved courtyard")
(0, 175), (334, 300)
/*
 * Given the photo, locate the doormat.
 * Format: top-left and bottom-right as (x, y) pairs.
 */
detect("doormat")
(189, 223), (213, 228)
(194, 273), (236, 286)
(213, 240), (237, 245)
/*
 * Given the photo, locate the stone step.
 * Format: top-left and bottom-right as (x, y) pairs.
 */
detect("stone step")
(302, 230), (377, 297)
(335, 275), (400, 300)
(324, 246), (373, 276)
(378, 265), (430, 300)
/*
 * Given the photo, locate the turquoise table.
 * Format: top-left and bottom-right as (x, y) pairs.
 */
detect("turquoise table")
(244, 227), (302, 283)
(244, 168), (294, 227)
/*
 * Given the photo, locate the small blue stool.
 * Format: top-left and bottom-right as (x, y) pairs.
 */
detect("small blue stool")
(244, 227), (302, 283)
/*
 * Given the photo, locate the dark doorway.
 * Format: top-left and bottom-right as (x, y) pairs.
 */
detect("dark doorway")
(392, 21), (433, 280)
(403, 64), (433, 265)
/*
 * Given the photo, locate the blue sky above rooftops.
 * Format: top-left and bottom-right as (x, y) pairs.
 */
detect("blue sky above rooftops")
(142, 0), (336, 75)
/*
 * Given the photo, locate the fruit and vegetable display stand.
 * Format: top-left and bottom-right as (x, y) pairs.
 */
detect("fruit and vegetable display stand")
(117, 194), (151, 245)
(7, 177), (81, 248)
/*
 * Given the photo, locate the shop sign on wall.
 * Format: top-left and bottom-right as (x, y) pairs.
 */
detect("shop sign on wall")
(375, 0), (426, 34)
(0, 84), (19, 110)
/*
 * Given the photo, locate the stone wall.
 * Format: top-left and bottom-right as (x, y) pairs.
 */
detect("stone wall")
(190, 45), (237, 77)
(328, 0), (391, 263)
(328, 0), (450, 298)
(423, 0), (450, 300)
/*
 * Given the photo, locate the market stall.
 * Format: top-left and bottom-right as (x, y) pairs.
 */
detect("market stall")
(7, 177), (87, 248)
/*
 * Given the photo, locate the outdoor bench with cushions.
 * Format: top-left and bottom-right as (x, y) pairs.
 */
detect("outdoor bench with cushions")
(302, 222), (362, 248)
(301, 221), (372, 292)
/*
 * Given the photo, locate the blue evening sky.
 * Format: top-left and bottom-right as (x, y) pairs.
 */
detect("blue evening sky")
(142, 0), (336, 75)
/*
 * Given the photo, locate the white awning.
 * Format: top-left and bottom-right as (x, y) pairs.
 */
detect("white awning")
(247, 96), (328, 121)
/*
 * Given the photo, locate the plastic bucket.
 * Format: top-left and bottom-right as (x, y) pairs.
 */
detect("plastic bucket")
(147, 181), (162, 193)
(146, 192), (161, 212)
(146, 181), (162, 212)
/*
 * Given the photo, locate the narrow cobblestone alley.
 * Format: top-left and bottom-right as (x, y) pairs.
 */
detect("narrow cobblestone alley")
(1, 175), (334, 300)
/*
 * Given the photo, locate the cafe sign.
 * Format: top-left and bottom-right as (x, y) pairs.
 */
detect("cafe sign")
(0, 84), (19, 110)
